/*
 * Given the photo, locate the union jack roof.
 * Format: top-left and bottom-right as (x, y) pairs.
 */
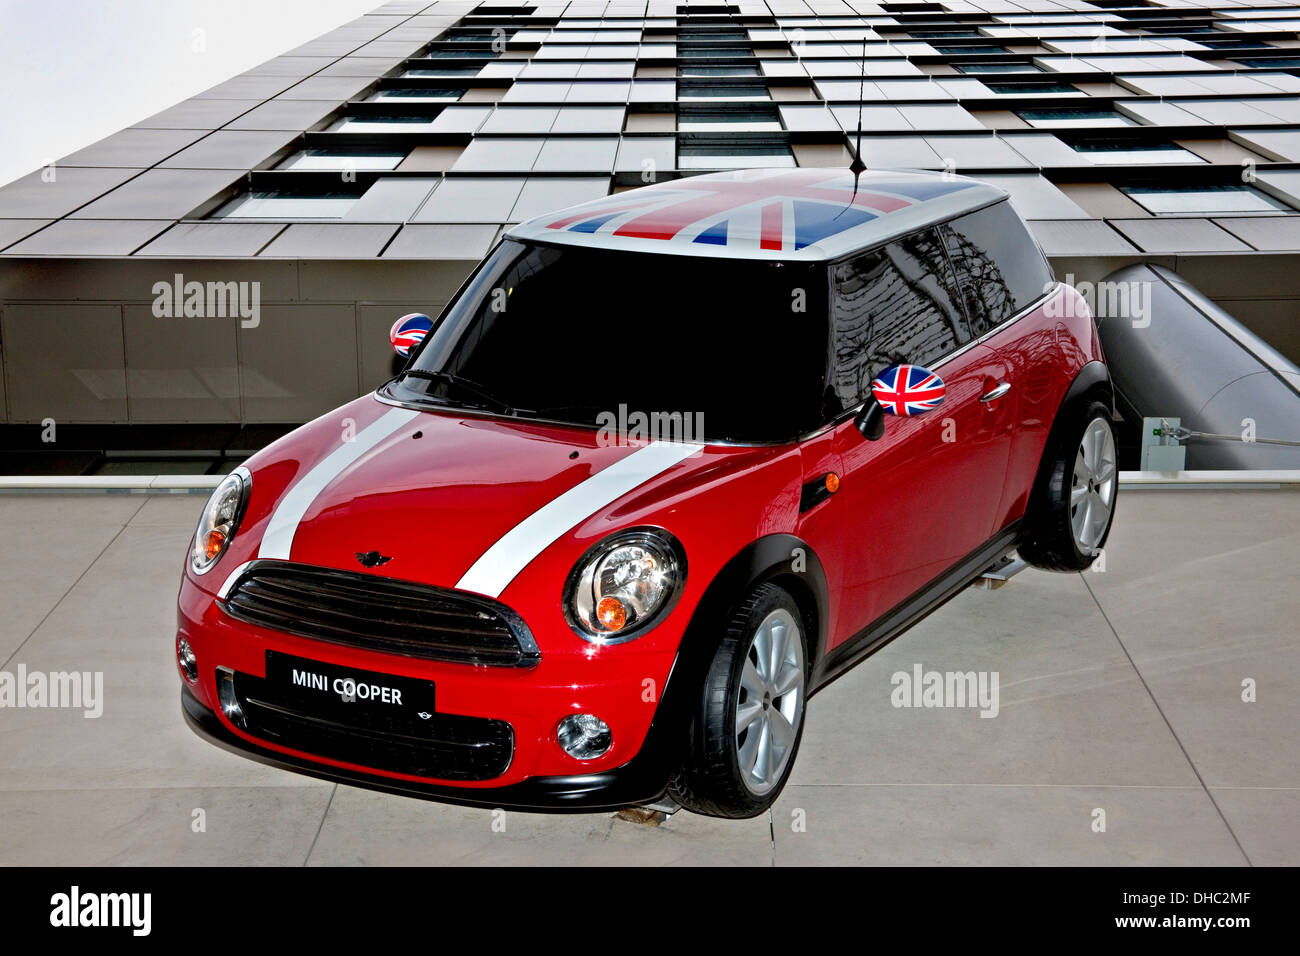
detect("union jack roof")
(506, 168), (1008, 262)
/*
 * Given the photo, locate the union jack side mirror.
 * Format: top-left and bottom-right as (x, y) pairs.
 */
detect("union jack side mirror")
(869, 364), (946, 417)
(390, 313), (434, 358)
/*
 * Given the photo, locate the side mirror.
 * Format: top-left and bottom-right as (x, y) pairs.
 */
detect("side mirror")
(390, 313), (434, 359)
(854, 399), (885, 441)
(855, 363), (947, 440)
(869, 363), (946, 418)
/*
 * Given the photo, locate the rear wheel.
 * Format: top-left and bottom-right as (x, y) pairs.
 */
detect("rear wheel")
(1020, 400), (1118, 572)
(669, 584), (808, 818)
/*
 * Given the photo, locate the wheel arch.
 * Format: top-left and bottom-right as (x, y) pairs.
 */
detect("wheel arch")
(611, 534), (829, 799)
(687, 533), (827, 665)
(1027, 360), (1113, 515)
(653, 534), (827, 735)
(659, 535), (825, 816)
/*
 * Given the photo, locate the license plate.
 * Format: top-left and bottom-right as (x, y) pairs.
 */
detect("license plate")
(265, 651), (435, 720)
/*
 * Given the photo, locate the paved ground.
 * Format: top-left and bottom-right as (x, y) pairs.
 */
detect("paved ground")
(0, 488), (1296, 866)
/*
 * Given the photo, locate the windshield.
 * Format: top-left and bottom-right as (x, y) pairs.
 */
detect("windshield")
(383, 239), (831, 443)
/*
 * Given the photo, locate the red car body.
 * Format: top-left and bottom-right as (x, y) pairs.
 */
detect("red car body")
(178, 169), (1108, 811)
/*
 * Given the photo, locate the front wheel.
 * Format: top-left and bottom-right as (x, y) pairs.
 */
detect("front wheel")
(1020, 400), (1118, 572)
(668, 583), (808, 818)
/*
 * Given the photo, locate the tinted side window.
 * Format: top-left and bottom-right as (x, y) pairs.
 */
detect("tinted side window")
(829, 227), (970, 411)
(940, 201), (1054, 337)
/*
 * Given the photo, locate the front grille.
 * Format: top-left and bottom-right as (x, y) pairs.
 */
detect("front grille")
(229, 670), (513, 781)
(222, 562), (539, 667)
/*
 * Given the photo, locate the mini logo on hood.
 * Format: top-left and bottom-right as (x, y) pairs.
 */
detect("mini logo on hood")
(355, 551), (393, 568)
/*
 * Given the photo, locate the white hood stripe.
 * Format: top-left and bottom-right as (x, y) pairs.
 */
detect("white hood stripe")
(259, 408), (420, 561)
(455, 440), (702, 598)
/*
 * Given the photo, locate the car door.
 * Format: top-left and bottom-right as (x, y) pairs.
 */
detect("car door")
(821, 227), (1014, 651)
(937, 201), (1062, 531)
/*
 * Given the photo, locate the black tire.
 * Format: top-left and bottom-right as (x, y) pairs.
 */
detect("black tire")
(668, 583), (809, 818)
(1019, 399), (1118, 572)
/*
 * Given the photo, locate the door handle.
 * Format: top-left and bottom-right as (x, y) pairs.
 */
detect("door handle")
(979, 382), (1012, 402)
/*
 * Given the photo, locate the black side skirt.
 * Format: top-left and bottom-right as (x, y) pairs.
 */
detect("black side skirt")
(810, 521), (1022, 693)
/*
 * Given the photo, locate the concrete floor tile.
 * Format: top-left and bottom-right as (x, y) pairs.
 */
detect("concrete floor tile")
(772, 785), (1247, 866)
(1084, 491), (1300, 788)
(0, 524), (297, 789)
(794, 570), (1198, 788)
(1115, 641), (1300, 789)
(1210, 787), (1300, 866)
(1085, 491), (1299, 655)
(0, 495), (144, 528)
(0, 512), (138, 660)
(0, 786), (332, 865)
(306, 785), (773, 866)
(128, 494), (208, 528)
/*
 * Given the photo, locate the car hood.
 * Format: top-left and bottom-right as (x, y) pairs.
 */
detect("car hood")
(229, 396), (740, 596)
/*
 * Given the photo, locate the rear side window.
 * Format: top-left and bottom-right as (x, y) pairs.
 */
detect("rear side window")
(939, 201), (1054, 337)
(829, 227), (971, 412)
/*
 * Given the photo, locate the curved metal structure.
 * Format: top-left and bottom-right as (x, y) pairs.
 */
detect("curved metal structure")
(1098, 264), (1300, 470)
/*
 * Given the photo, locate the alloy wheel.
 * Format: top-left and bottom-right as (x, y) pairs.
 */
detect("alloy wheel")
(1071, 416), (1117, 553)
(734, 607), (805, 795)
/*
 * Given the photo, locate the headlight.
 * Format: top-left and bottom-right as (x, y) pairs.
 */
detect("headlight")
(564, 528), (685, 643)
(190, 469), (250, 575)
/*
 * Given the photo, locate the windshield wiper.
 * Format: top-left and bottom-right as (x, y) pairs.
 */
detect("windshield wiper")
(398, 369), (522, 415)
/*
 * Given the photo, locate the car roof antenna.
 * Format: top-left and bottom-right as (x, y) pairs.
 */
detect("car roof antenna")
(849, 35), (868, 178)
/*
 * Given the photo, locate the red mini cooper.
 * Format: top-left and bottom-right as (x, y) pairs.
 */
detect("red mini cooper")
(178, 168), (1117, 818)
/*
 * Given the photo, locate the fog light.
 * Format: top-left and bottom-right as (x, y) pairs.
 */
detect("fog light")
(557, 713), (612, 760)
(176, 635), (198, 684)
(216, 667), (246, 729)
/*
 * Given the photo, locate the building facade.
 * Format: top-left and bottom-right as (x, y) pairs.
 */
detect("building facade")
(2, 0), (1299, 429)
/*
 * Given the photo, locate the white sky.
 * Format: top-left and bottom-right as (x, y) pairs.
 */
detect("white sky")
(0, 0), (381, 187)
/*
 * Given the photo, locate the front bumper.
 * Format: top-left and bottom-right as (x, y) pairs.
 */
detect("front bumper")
(176, 568), (688, 809)
(182, 684), (674, 811)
